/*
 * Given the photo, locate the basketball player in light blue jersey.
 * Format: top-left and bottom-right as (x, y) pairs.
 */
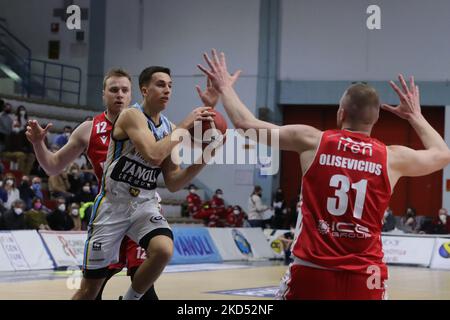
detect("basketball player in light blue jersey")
(73, 66), (219, 300)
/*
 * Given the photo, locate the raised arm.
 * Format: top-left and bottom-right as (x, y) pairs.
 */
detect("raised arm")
(384, 75), (450, 184)
(198, 49), (321, 153)
(114, 107), (215, 167)
(26, 120), (90, 176)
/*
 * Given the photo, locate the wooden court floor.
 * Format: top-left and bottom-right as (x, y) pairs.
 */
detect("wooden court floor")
(0, 265), (449, 300)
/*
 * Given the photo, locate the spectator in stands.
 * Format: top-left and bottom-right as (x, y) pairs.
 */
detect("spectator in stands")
(186, 184), (202, 217)
(3, 175), (20, 210)
(90, 181), (99, 196)
(278, 225), (295, 265)
(48, 168), (73, 201)
(428, 208), (450, 234)
(0, 178), (7, 206)
(24, 198), (50, 230)
(2, 199), (26, 230)
(67, 163), (83, 197)
(247, 185), (271, 228)
(47, 197), (74, 231)
(79, 201), (94, 230)
(31, 176), (44, 200)
(70, 202), (82, 231)
(2, 105), (35, 175)
(272, 187), (287, 229)
(81, 160), (96, 184)
(398, 207), (419, 233)
(75, 181), (95, 204)
(18, 175), (35, 209)
(211, 188), (226, 218)
(53, 125), (72, 149)
(0, 101), (13, 152)
(225, 205), (246, 227)
(14, 105), (28, 131)
(382, 207), (396, 232)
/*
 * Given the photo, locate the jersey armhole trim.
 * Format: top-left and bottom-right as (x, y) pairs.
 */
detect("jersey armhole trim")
(110, 114), (130, 142)
(85, 119), (95, 156)
(385, 146), (393, 195)
(301, 131), (324, 178)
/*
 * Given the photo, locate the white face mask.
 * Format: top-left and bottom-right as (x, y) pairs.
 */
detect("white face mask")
(58, 204), (66, 212)
(440, 215), (447, 224)
(233, 210), (240, 215)
(20, 110), (26, 116)
(216, 194), (223, 199)
(189, 189), (196, 194)
(14, 208), (23, 215)
(0, 181), (3, 188)
(5, 179), (13, 187)
(82, 186), (91, 193)
(71, 209), (79, 216)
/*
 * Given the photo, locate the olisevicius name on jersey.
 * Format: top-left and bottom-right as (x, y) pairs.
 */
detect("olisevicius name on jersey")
(319, 154), (382, 176)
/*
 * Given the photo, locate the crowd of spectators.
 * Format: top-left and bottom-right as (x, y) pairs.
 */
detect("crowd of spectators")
(0, 99), (96, 231)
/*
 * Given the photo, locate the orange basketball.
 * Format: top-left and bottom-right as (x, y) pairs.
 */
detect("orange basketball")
(189, 109), (227, 146)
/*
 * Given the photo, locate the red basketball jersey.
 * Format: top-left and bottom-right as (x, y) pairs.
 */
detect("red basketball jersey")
(86, 112), (112, 183)
(292, 129), (391, 279)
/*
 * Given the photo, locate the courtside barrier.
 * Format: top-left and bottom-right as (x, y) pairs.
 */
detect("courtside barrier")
(171, 227), (222, 264)
(208, 228), (276, 261)
(38, 231), (87, 268)
(381, 234), (435, 266)
(1, 229), (450, 271)
(429, 237), (450, 270)
(0, 230), (53, 270)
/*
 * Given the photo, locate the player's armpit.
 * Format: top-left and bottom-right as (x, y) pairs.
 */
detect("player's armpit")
(388, 145), (450, 179)
(278, 124), (322, 153)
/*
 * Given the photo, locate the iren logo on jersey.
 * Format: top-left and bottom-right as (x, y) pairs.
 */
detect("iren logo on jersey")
(317, 220), (371, 239)
(338, 137), (373, 157)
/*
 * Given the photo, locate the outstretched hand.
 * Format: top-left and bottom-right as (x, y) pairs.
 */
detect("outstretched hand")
(25, 120), (53, 144)
(382, 74), (421, 121)
(197, 49), (241, 93)
(196, 77), (219, 108)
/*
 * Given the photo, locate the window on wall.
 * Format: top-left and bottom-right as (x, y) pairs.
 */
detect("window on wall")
(48, 40), (60, 60)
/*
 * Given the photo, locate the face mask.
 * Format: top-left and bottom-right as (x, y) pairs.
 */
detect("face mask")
(12, 127), (20, 133)
(440, 215), (447, 224)
(71, 209), (79, 216)
(233, 210), (240, 215)
(64, 132), (71, 138)
(58, 204), (66, 212)
(19, 110), (26, 116)
(216, 194), (223, 199)
(189, 189), (196, 194)
(33, 203), (42, 210)
(32, 183), (41, 190)
(0, 181), (3, 188)
(5, 180), (13, 187)
(14, 208), (23, 215)
(82, 186), (91, 193)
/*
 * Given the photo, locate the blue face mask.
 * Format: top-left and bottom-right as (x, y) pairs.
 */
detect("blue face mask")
(32, 183), (41, 190)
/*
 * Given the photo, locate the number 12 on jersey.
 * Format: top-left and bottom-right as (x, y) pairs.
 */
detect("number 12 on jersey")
(327, 174), (367, 219)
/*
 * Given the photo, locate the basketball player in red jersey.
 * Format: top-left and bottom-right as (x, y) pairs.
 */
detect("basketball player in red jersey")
(199, 49), (450, 299)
